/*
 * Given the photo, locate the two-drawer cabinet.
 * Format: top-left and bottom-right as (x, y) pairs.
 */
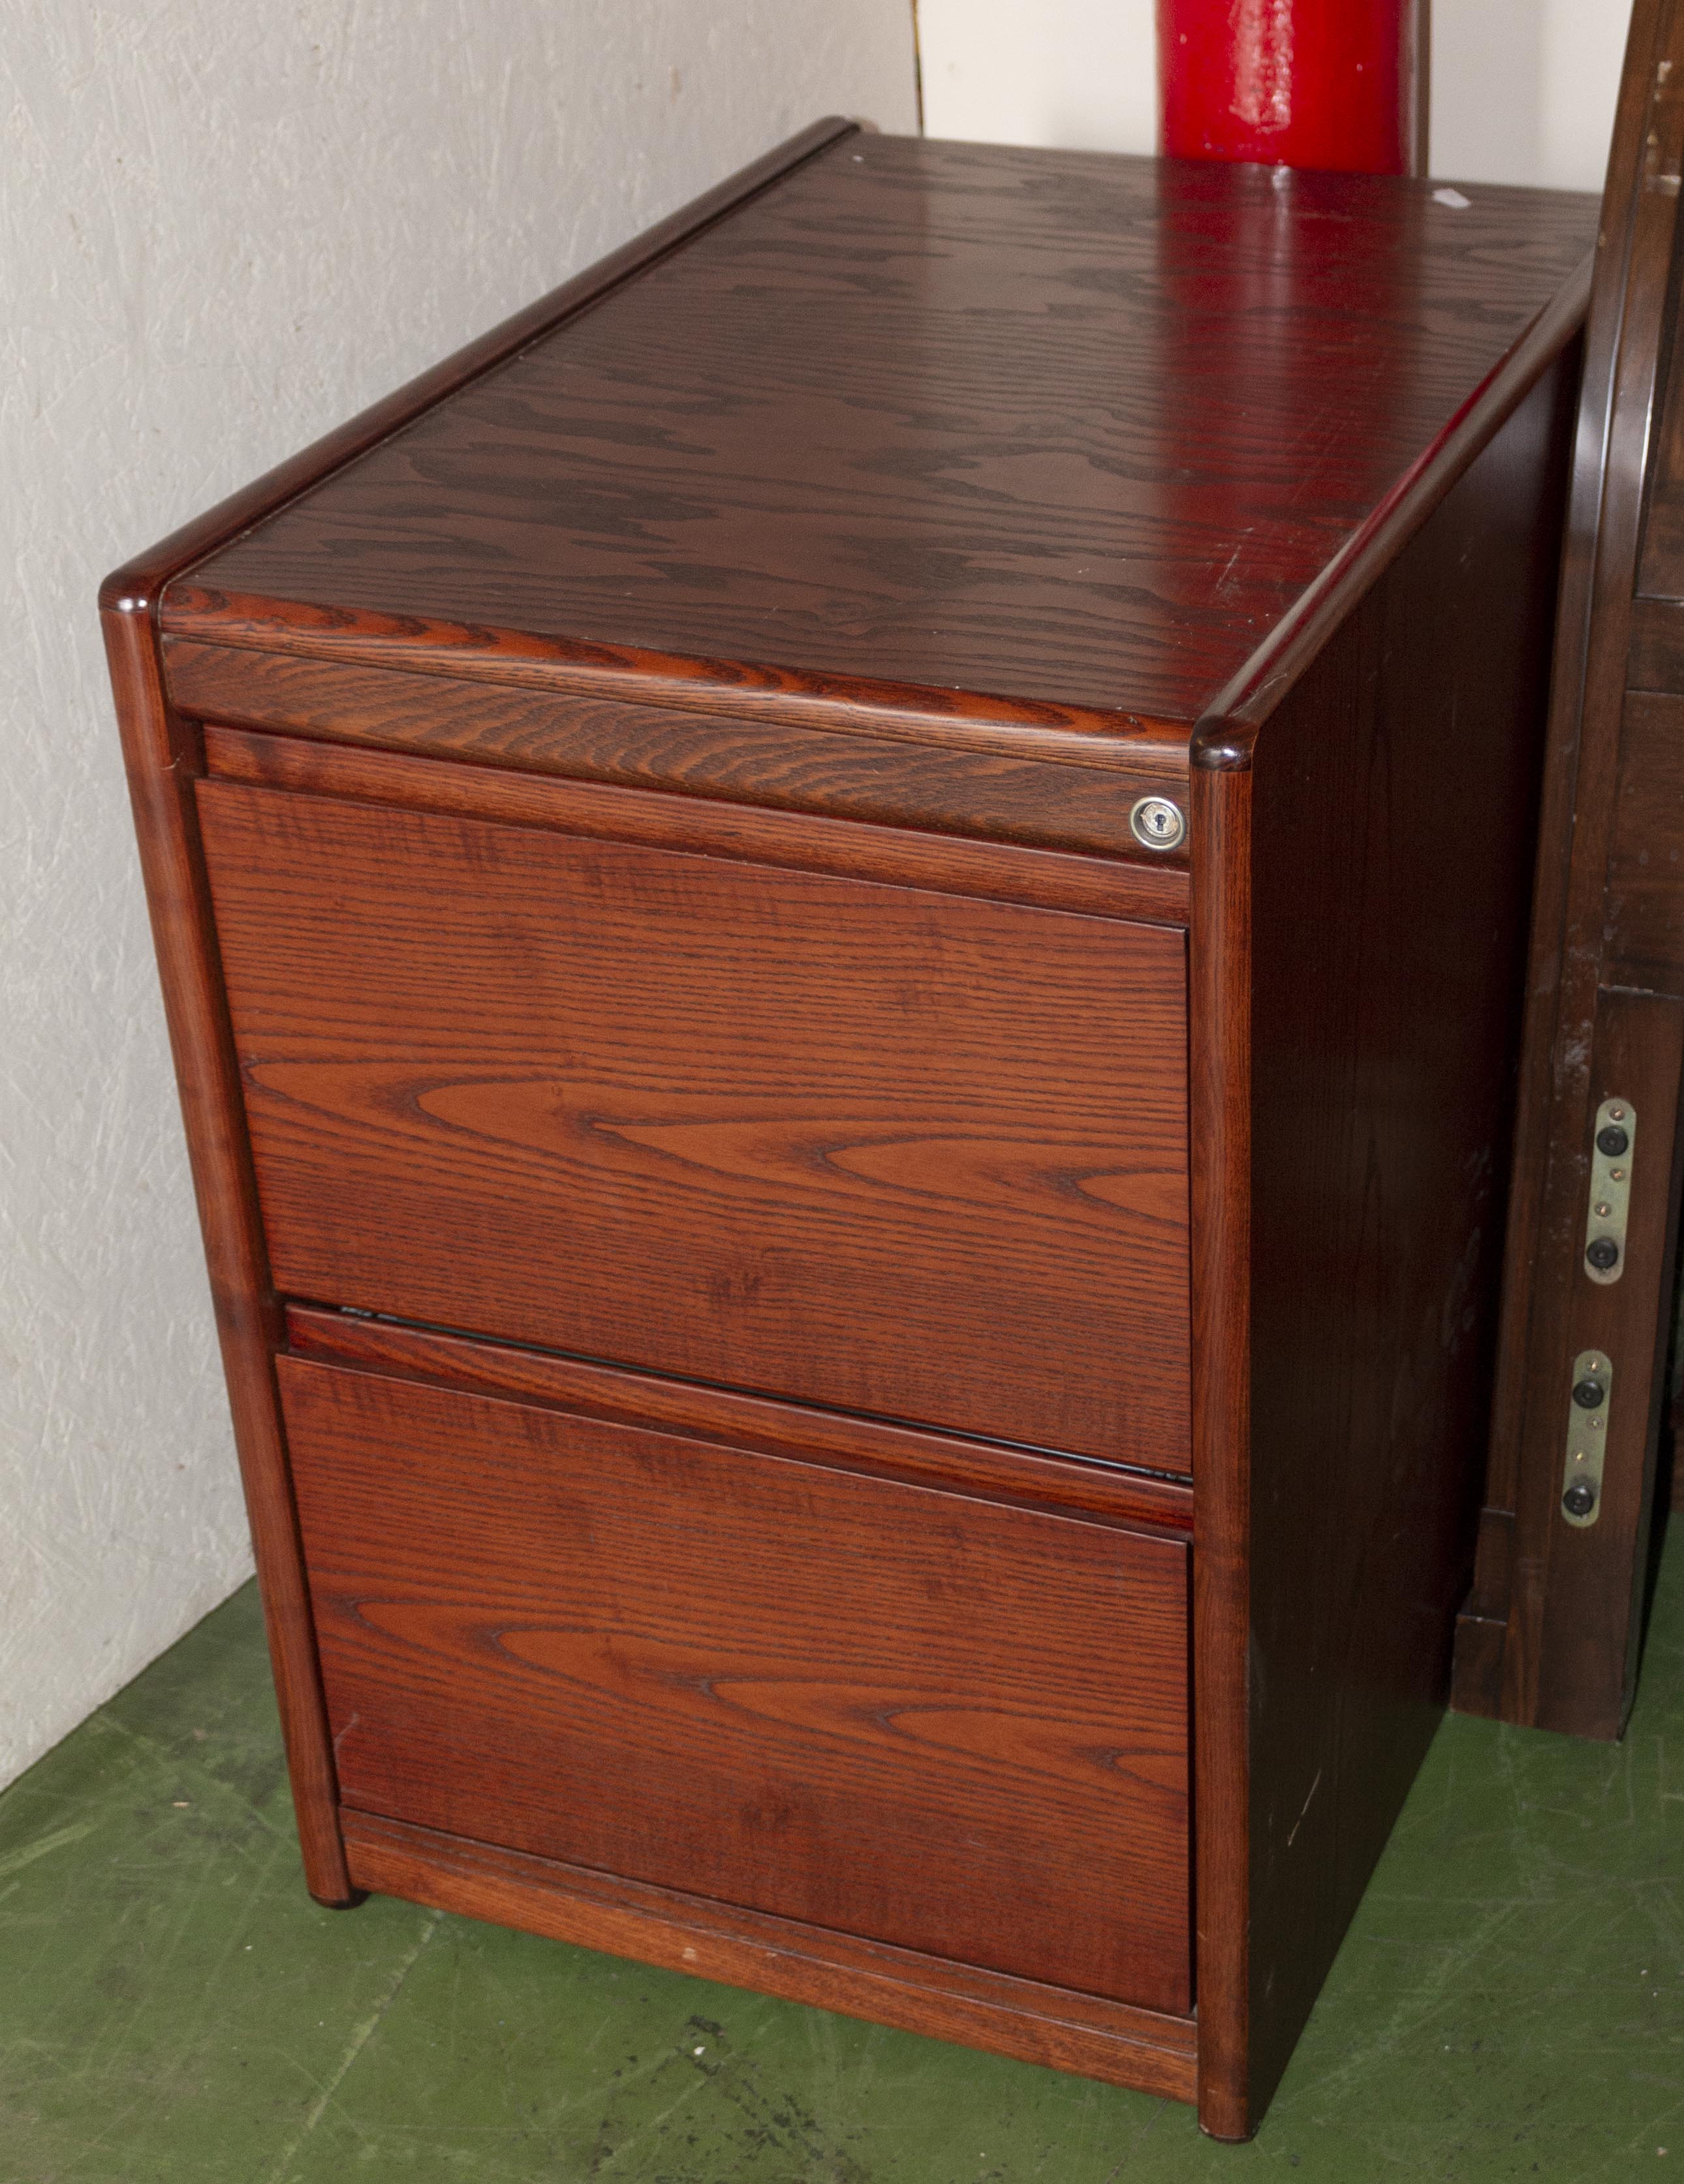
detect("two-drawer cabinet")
(102, 124), (1598, 2136)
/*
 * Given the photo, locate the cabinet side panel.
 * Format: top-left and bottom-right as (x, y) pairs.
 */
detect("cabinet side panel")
(1241, 354), (1573, 2115)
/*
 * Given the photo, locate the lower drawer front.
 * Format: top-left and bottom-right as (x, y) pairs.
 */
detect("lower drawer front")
(278, 1354), (1192, 2016)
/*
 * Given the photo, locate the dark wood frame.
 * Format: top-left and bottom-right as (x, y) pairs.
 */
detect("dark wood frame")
(1453, 0), (1684, 1741)
(103, 123), (1593, 2137)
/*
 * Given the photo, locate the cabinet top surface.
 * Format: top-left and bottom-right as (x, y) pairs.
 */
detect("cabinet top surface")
(172, 135), (1595, 732)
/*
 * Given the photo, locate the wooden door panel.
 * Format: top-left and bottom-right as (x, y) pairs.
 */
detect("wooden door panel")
(200, 779), (1191, 1467)
(1607, 691), (1684, 989)
(278, 1354), (1193, 2013)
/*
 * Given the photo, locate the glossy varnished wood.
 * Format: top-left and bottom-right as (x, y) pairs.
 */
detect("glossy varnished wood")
(283, 1307), (1195, 1534)
(167, 140), (1595, 730)
(198, 723), (1190, 923)
(1186, 761), (1252, 2142)
(97, 618), (354, 1907)
(165, 638), (1191, 861)
(1194, 346), (1576, 2134)
(101, 116), (859, 617)
(97, 116), (853, 1911)
(341, 1813), (1199, 2100)
(278, 1352), (1193, 2011)
(102, 121), (1598, 2132)
(198, 775), (1191, 1464)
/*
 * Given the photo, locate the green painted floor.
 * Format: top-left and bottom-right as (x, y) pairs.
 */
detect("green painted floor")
(3, 1544), (1681, 2184)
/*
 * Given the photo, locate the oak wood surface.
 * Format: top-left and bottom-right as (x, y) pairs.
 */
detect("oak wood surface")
(167, 138), (1597, 732)
(95, 117), (857, 1908)
(161, 609), (1189, 773)
(1186, 761), (1253, 2143)
(101, 117), (857, 614)
(341, 1811), (1200, 2102)
(279, 1354), (1193, 2013)
(198, 775), (1192, 1465)
(282, 1306), (1195, 1535)
(198, 722), (1191, 924)
(97, 614), (355, 1907)
(166, 638), (1191, 860)
(101, 114), (1601, 2128)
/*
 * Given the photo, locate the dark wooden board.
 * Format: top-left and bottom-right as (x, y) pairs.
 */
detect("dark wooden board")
(170, 138), (1597, 729)
(1195, 346), (1576, 2134)
(1606, 691), (1684, 988)
(99, 107), (1599, 2136)
(97, 116), (864, 1918)
(198, 722), (1191, 925)
(279, 1354), (1193, 2014)
(283, 1305), (1196, 1535)
(1499, 991), (1684, 1732)
(164, 638), (1191, 861)
(198, 776), (1191, 1465)
(342, 1811), (1200, 2099)
(1455, 0), (1684, 1740)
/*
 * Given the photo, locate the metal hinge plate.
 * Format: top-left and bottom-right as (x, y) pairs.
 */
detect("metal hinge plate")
(1583, 1096), (1636, 1285)
(1561, 1349), (1612, 1528)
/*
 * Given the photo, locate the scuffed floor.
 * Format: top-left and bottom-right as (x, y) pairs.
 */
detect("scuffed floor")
(2, 1537), (1681, 2181)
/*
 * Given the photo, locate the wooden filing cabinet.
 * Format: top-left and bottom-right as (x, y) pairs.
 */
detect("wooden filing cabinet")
(102, 123), (1597, 2138)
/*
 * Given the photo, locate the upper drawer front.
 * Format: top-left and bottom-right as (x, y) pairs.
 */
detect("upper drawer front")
(198, 778), (1189, 1466)
(279, 1351), (1192, 2014)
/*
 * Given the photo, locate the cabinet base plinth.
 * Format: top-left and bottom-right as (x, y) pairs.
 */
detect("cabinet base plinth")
(339, 1809), (1200, 2104)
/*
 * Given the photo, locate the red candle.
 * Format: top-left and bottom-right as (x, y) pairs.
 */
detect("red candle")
(1158, 0), (1422, 176)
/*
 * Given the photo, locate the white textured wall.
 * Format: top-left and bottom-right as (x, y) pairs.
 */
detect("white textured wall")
(918, 0), (1627, 191)
(1, 1), (916, 1790)
(918, 0), (1157, 155)
(1432, 0), (1628, 192)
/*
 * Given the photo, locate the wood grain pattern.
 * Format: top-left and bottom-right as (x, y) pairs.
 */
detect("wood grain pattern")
(1187, 263), (1590, 772)
(279, 1354), (1193, 2013)
(198, 776), (1191, 1465)
(1606, 692), (1684, 990)
(95, 114), (860, 1912)
(103, 117), (1597, 2125)
(165, 638), (1193, 859)
(341, 1811), (1200, 2101)
(101, 117), (858, 614)
(1625, 594), (1684, 691)
(169, 139), (1597, 730)
(97, 617), (355, 1907)
(282, 1306), (1196, 1535)
(198, 722), (1191, 924)
(1203, 349), (1574, 2134)
(1187, 760), (1253, 2144)
(161, 610), (1189, 772)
